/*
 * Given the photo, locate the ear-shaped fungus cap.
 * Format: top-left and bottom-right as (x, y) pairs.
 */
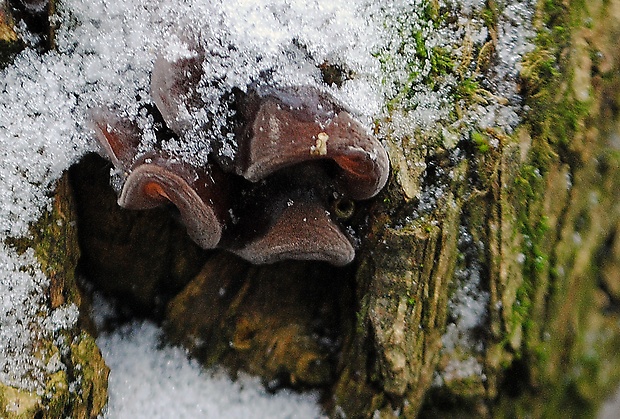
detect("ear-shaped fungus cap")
(225, 86), (389, 265)
(93, 69), (390, 266)
(119, 156), (226, 249)
(91, 108), (142, 173)
(234, 86), (390, 200)
(91, 111), (228, 250)
(151, 50), (207, 138)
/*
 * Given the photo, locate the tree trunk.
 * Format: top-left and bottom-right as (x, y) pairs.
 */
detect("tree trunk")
(328, 1), (620, 416)
(161, 1), (620, 417)
(1, 173), (109, 418)
(2, 0), (620, 418)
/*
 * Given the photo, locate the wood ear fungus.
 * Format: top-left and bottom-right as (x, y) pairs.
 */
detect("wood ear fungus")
(91, 54), (389, 266)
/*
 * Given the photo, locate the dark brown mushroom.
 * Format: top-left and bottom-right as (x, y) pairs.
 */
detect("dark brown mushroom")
(91, 108), (141, 172)
(151, 50), (206, 139)
(91, 54), (389, 266)
(233, 198), (355, 265)
(233, 85), (389, 200)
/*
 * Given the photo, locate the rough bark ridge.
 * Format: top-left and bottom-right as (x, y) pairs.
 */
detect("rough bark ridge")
(329, 0), (620, 417)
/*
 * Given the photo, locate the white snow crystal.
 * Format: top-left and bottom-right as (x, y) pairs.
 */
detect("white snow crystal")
(0, 246), (50, 389)
(98, 321), (325, 418)
(379, 0), (536, 151)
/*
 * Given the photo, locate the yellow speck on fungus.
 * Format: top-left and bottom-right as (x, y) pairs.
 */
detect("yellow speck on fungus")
(310, 132), (329, 156)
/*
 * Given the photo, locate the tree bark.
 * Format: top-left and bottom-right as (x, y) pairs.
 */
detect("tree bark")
(1, 174), (109, 418)
(162, 1), (620, 417)
(331, 1), (620, 417)
(2, 0), (620, 418)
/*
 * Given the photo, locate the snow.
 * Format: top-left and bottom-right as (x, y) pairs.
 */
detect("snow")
(0, 246), (49, 389)
(62, 0), (385, 168)
(437, 226), (489, 384)
(0, 0), (537, 412)
(379, 0), (536, 144)
(98, 321), (325, 419)
(0, 245), (79, 390)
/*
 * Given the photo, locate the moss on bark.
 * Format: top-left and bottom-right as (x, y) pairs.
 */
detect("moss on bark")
(333, 0), (620, 417)
(1, 174), (109, 418)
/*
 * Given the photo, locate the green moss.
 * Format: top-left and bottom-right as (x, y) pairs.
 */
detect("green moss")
(2, 175), (108, 417)
(378, 0), (462, 112)
(430, 47), (454, 76)
(480, 1), (499, 29)
(521, 0), (590, 154)
(0, 338), (106, 419)
(506, 160), (551, 361)
(423, 0), (440, 24)
(5, 176), (82, 309)
(43, 370), (70, 419)
(550, 99), (590, 148)
(490, 1), (620, 417)
(69, 333), (109, 416)
(520, 46), (559, 99)
(414, 31), (427, 59)
(456, 78), (480, 100)
(509, 0), (590, 353)
(471, 130), (490, 154)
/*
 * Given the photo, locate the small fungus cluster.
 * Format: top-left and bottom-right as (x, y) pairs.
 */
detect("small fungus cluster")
(93, 45), (389, 266)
